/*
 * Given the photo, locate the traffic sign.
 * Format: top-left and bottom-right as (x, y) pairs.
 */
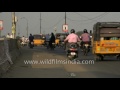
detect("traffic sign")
(63, 24), (68, 32)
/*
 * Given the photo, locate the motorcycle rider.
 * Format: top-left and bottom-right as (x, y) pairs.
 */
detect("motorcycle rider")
(64, 29), (80, 51)
(80, 29), (91, 51)
(49, 32), (55, 50)
(45, 34), (50, 47)
(29, 34), (34, 47)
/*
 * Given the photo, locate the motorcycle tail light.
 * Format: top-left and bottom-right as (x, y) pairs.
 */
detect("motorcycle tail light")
(70, 48), (77, 51)
(85, 42), (89, 44)
(97, 44), (100, 46)
(102, 44), (104, 46)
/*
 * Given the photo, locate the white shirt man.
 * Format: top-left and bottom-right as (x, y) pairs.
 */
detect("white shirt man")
(21, 36), (26, 46)
(10, 34), (13, 38)
(6, 33), (10, 38)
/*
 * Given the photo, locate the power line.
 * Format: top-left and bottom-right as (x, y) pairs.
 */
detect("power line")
(67, 12), (110, 25)
(67, 12), (110, 22)
(42, 16), (64, 29)
(66, 12), (111, 32)
(74, 12), (109, 21)
(81, 12), (110, 24)
(29, 14), (64, 33)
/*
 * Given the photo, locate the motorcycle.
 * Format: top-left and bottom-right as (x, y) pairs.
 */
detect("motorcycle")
(45, 41), (50, 49)
(51, 43), (55, 50)
(82, 41), (90, 56)
(46, 41), (55, 50)
(67, 43), (78, 60)
(59, 41), (65, 48)
(29, 41), (34, 48)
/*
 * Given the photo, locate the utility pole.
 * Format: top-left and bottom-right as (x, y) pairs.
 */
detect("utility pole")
(12, 12), (16, 39)
(0, 13), (1, 37)
(40, 12), (41, 34)
(63, 12), (68, 33)
(65, 12), (66, 24)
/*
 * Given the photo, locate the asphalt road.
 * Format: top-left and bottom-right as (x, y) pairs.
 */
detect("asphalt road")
(2, 46), (120, 78)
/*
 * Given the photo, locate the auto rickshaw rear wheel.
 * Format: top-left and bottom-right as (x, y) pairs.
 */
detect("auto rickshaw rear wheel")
(94, 55), (103, 61)
(117, 55), (120, 60)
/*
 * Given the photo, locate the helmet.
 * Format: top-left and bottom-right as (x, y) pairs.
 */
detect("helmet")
(70, 29), (75, 33)
(83, 29), (87, 33)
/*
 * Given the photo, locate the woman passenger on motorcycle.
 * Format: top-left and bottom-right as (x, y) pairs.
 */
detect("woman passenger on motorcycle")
(80, 29), (91, 50)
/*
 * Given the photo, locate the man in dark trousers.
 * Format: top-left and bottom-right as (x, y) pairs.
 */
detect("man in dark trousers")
(29, 34), (34, 46)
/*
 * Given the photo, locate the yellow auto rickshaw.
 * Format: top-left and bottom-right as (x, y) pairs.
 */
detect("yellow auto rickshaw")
(55, 33), (69, 46)
(33, 34), (45, 46)
(55, 34), (60, 46)
(92, 22), (120, 61)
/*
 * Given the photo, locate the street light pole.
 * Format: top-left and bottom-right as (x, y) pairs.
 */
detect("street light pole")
(65, 12), (66, 24)
(54, 27), (57, 34)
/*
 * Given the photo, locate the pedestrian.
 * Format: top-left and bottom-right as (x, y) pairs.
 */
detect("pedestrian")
(10, 33), (13, 38)
(6, 33), (10, 38)
(21, 36), (26, 46)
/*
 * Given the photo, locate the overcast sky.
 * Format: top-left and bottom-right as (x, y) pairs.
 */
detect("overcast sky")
(0, 12), (120, 37)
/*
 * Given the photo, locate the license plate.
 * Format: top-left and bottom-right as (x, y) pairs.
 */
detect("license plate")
(52, 43), (55, 45)
(71, 52), (76, 55)
(106, 48), (113, 51)
(85, 44), (89, 46)
(62, 42), (64, 44)
(109, 48), (113, 51)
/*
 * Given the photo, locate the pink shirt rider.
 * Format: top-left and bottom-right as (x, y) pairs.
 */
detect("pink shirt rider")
(64, 33), (80, 43)
(81, 33), (90, 42)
